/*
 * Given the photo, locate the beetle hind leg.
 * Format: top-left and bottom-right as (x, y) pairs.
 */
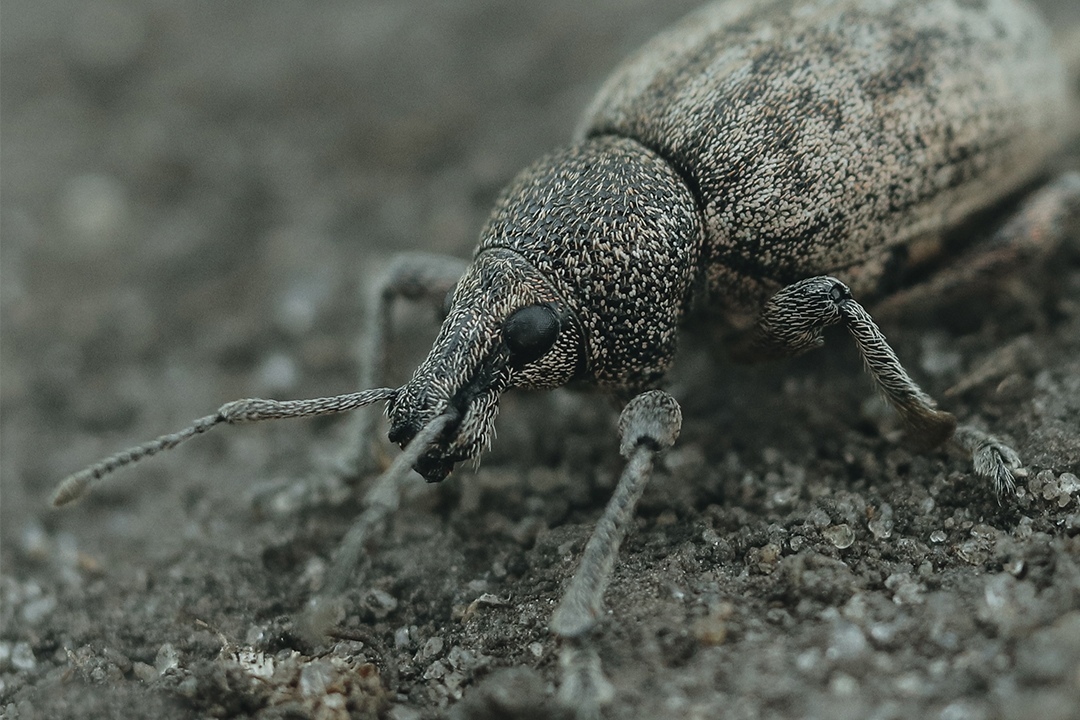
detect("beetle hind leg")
(953, 425), (1024, 496)
(875, 170), (1080, 319)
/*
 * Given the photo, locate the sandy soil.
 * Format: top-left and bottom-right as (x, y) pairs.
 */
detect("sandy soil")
(3, 1), (1080, 718)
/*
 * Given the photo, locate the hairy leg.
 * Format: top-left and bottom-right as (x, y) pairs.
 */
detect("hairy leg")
(731, 275), (1029, 492)
(550, 392), (680, 718)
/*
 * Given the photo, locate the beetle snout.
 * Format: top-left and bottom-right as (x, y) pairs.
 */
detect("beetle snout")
(413, 453), (455, 484)
(387, 397), (468, 482)
(387, 403), (461, 447)
(386, 418), (417, 447)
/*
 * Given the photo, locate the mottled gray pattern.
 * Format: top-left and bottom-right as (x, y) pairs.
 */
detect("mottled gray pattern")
(388, 250), (571, 480)
(583, 0), (1072, 322)
(391, 137), (702, 477)
(480, 136), (703, 391)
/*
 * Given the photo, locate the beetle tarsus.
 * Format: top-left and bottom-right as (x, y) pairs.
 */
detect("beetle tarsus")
(954, 425), (1025, 496)
(556, 640), (615, 719)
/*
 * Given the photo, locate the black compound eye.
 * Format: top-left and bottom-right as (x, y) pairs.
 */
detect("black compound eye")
(502, 304), (560, 366)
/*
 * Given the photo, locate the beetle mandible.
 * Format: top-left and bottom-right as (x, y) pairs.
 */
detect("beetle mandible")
(54, 0), (1078, 637)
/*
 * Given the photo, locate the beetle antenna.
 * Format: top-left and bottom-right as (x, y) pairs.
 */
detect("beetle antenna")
(51, 387), (398, 507)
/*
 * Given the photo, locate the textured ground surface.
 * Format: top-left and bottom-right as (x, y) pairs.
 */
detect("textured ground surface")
(3, 1), (1080, 718)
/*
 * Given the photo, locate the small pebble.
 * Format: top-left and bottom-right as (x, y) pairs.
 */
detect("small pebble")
(299, 659), (333, 696)
(394, 626), (412, 649)
(20, 594), (57, 626)
(245, 625), (265, 645)
(868, 504), (894, 540)
(826, 622), (867, 661)
(424, 659), (447, 681)
(133, 662), (157, 683)
(1041, 476), (1061, 501)
(154, 643), (178, 675)
(1059, 473), (1080, 495)
(829, 672), (858, 696)
(420, 636), (444, 660)
(807, 508), (832, 528)
(59, 174), (129, 247)
(11, 643), (36, 672)
(823, 523), (855, 549)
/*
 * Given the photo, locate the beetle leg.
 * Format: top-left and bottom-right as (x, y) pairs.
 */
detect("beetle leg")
(556, 640), (615, 720)
(876, 171), (1080, 318)
(337, 252), (469, 479)
(299, 410), (456, 642)
(734, 275), (959, 453)
(953, 425), (1024, 496)
(552, 391), (681, 716)
(551, 390), (682, 638)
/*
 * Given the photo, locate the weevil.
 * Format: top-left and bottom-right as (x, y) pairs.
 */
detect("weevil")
(54, 0), (1078, 652)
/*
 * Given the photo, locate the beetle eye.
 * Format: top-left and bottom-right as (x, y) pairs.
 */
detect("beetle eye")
(502, 304), (560, 366)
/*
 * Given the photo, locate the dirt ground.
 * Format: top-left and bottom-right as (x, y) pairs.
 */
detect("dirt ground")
(3, 1), (1080, 718)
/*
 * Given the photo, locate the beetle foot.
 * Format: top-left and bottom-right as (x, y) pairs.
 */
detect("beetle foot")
(953, 424), (1025, 495)
(556, 640), (614, 718)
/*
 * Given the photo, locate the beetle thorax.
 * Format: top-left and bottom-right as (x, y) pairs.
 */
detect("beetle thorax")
(481, 135), (704, 390)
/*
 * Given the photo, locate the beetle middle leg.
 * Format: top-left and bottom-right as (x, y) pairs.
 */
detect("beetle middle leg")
(729, 276), (983, 476)
(550, 391), (682, 718)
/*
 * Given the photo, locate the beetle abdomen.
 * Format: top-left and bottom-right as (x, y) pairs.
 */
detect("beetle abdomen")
(582, 0), (1073, 318)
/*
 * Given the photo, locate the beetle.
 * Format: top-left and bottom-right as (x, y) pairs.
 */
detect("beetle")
(54, 0), (1078, 643)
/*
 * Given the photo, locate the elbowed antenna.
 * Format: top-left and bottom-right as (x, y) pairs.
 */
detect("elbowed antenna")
(51, 387), (398, 507)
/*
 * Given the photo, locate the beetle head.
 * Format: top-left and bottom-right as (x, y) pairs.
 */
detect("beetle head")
(389, 136), (701, 481)
(387, 249), (585, 481)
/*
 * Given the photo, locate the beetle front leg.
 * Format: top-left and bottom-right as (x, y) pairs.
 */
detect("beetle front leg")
(338, 252), (469, 478)
(551, 391), (682, 718)
(729, 277), (1033, 485)
(301, 254), (468, 640)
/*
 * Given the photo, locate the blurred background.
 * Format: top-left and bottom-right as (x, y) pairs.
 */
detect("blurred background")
(2, 1), (1079, 717)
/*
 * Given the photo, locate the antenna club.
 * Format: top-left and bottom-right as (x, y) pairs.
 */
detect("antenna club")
(51, 470), (92, 507)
